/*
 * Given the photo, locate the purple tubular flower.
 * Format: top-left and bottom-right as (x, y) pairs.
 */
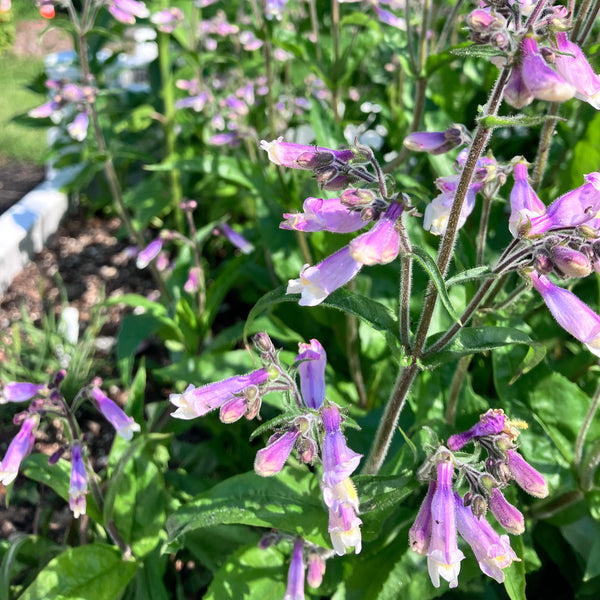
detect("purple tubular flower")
(69, 442), (87, 519)
(109, 0), (150, 24)
(254, 430), (300, 477)
(286, 247), (363, 306)
(321, 405), (362, 487)
(454, 492), (519, 583)
(322, 478), (362, 555)
(150, 7), (184, 33)
(506, 449), (549, 498)
(520, 37), (575, 103)
(447, 409), (507, 451)
(218, 223), (254, 254)
(509, 160), (546, 237)
(174, 93), (208, 112)
(284, 538), (305, 600)
(528, 172), (600, 235)
(1, 382), (45, 404)
(409, 480), (436, 555)
(169, 368), (270, 420)
(553, 32), (600, 110)
(403, 125), (468, 155)
(28, 101), (60, 118)
(488, 488), (525, 535)
(374, 6), (406, 30)
(0, 414), (38, 485)
(260, 137), (354, 170)
(529, 271), (600, 356)
(306, 552), (326, 588)
(504, 66), (534, 109)
(67, 111), (89, 142)
(184, 267), (202, 293)
(90, 387), (141, 440)
(349, 201), (403, 265)
(136, 238), (163, 269)
(219, 396), (248, 424)
(427, 458), (464, 588)
(296, 339), (327, 410)
(424, 181), (480, 236)
(551, 246), (592, 278)
(280, 197), (367, 233)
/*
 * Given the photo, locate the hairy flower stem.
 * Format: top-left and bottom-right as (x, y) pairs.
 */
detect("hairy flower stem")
(345, 307), (368, 408)
(574, 380), (600, 467)
(331, 0), (341, 122)
(532, 103), (559, 191)
(445, 355), (473, 426)
(184, 211), (206, 325)
(571, 0), (594, 40)
(578, 0), (600, 44)
(476, 193), (493, 265)
(435, 0), (465, 52)
(74, 32), (171, 302)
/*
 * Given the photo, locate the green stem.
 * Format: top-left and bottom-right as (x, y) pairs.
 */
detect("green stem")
(476, 192), (493, 266)
(532, 102), (559, 191)
(571, 0), (594, 40)
(445, 355), (473, 426)
(331, 0), (341, 122)
(574, 380), (600, 467)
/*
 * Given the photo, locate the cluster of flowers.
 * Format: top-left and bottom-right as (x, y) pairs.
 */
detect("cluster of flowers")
(410, 409), (548, 588)
(28, 80), (95, 142)
(0, 372), (140, 518)
(261, 137), (409, 306)
(466, 2), (600, 109)
(168, 334), (364, 563)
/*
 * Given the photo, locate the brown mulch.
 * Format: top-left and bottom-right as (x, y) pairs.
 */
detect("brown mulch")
(12, 20), (73, 58)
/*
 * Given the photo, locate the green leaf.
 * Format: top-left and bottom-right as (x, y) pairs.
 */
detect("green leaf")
(508, 343), (547, 384)
(19, 544), (137, 600)
(423, 326), (537, 367)
(243, 286), (399, 346)
(478, 114), (565, 129)
(450, 44), (507, 59)
(204, 544), (286, 600)
(445, 266), (496, 288)
(340, 12), (382, 32)
(21, 454), (102, 523)
(409, 247), (461, 324)
(116, 312), (181, 361)
(166, 468), (329, 548)
(503, 534), (527, 600)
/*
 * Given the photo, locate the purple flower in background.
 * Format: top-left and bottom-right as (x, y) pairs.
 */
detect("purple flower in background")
(90, 386), (141, 440)
(1, 382), (45, 404)
(265, 0), (288, 21)
(184, 267), (202, 294)
(296, 339), (327, 410)
(487, 488), (525, 535)
(306, 552), (326, 588)
(280, 197), (367, 233)
(424, 178), (481, 236)
(520, 37), (575, 103)
(527, 172), (600, 235)
(69, 442), (87, 519)
(506, 449), (549, 498)
(260, 137), (354, 170)
(67, 111), (89, 142)
(509, 160), (546, 236)
(409, 480), (436, 555)
(240, 30), (263, 51)
(254, 430), (301, 477)
(454, 492), (519, 583)
(0, 414), (38, 486)
(169, 368), (270, 420)
(150, 7), (184, 33)
(174, 93), (209, 112)
(28, 101), (60, 119)
(109, 0), (149, 25)
(286, 246), (363, 306)
(321, 405), (362, 487)
(553, 32), (600, 110)
(529, 271), (600, 356)
(447, 409), (507, 451)
(427, 457), (464, 588)
(209, 132), (240, 146)
(349, 201), (402, 265)
(283, 538), (305, 600)
(217, 223), (254, 254)
(374, 6), (406, 29)
(403, 125), (469, 155)
(322, 478), (362, 555)
(136, 238), (163, 269)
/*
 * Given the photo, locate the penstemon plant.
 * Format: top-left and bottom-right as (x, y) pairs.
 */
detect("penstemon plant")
(2, 0), (600, 598)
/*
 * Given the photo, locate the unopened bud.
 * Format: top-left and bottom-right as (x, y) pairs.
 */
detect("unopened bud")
(307, 552), (326, 588)
(551, 246), (592, 278)
(53, 369), (67, 387)
(471, 494), (488, 518)
(296, 150), (335, 169)
(340, 188), (375, 208)
(534, 253), (554, 274)
(253, 332), (274, 353)
(48, 447), (66, 465)
(296, 436), (317, 464)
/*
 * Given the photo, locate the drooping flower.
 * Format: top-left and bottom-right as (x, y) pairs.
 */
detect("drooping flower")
(321, 405), (362, 487)
(447, 409), (507, 451)
(280, 197), (367, 233)
(284, 537), (305, 600)
(454, 492), (519, 583)
(1, 382), (45, 404)
(322, 478), (362, 555)
(520, 36), (575, 103)
(217, 223), (254, 254)
(184, 267), (202, 294)
(296, 339), (327, 410)
(136, 238), (163, 269)
(90, 386), (141, 440)
(67, 111), (89, 142)
(506, 449), (549, 498)
(426, 457), (464, 588)
(529, 271), (600, 356)
(254, 429), (301, 477)
(169, 368), (270, 420)
(509, 160), (546, 237)
(504, 65), (535, 109)
(552, 32), (600, 110)
(150, 7), (184, 33)
(306, 552), (326, 588)
(109, 0), (150, 25)
(260, 137), (354, 170)
(403, 125), (469, 155)
(527, 172), (600, 235)
(0, 414), (39, 486)
(409, 480), (436, 555)
(550, 246), (592, 278)
(349, 201), (402, 265)
(69, 442), (87, 519)
(487, 488), (525, 535)
(286, 246), (363, 306)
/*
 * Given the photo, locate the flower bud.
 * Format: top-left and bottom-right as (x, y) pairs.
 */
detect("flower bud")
(488, 488), (525, 535)
(307, 552), (326, 588)
(506, 449), (549, 498)
(253, 332), (274, 353)
(254, 430), (301, 477)
(551, 246), (592, 278)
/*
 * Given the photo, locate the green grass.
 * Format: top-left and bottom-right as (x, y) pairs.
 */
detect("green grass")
(0, 53), (48, 164)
